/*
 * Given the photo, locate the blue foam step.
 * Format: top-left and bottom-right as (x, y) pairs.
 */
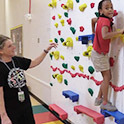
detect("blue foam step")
(62, 90), (79, 102)
(101, 109), (124, 124)
(78, 34), (95, 44)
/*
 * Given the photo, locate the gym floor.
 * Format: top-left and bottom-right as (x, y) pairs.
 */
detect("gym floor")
(30, 96), (64, 124)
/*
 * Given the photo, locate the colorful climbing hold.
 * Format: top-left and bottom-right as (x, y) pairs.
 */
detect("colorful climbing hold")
(54, 51), (60, 60)
(76, 0), (79, 3)
(76, 36), (78, 41)
(58, 14), (62, 19)
(70, 27), (76, 34)
(48, 0), (57, 8)
(49, 39), (53, 42)
(54, 38), (58, 43)
(58, 30), (61, 35)
(109, 57), (115, 67)
(74, 56), (80, 62)
(52, 73), (58, 79)
(49, 53), (53, 60)
(71, 65), (75, 70)
(64, 12), (68, 17)
(52, 16), (55, 20)
(62, 0), (73, 10)
(90, 3), (95, 8)
(50, 83), (53, 86)
(64, 79), (68, 85)
(79, 3), (87, 12)
(88, 88), (94, 96)
(62, 63), (68, 69)
(87, 45), (93, 52)
(60, 38), (64, 43)
(54, 23), (58, 28)
(79, 65), (84, 72)
(67, 18), (72, 25)
(63, 37), (73, 47)
(88, 66), (95, 74)
(113, 10), (118, 16)
(57, 74), (63, 83)
(80, 26), (84, 32)
(83, 51), (89, 56)
(95, 12), (100, 17)
(60, 55), (65, 60)
(60, 19), (65, 26)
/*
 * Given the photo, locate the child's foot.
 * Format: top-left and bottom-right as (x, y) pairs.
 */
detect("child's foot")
(100, 102), (117, 111)
(94, 97), (103, 106)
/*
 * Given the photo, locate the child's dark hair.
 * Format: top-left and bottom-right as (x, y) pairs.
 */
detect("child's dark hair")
(98, 0), (111, 11)
(0, 34), (10, 49)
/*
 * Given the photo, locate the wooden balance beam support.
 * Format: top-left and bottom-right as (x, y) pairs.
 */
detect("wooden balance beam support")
(74, 105), (105, 124)
(49, 104), (68, 120)
(101, 109), (124, 124)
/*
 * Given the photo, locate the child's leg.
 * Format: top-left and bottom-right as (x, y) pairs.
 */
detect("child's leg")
(101, 69), (111, 104)
(97, 86), (102, 99)
(100, 69), (117, 111)
(97, 70), (111, 99)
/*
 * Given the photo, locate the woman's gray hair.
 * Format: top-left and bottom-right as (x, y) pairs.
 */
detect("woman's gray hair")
(0, 34), (10, 49)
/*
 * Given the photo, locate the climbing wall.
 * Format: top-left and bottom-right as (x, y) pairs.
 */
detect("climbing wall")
(49, 0), (124, 124)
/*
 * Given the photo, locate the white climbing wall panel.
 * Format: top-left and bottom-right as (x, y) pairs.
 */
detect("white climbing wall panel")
(49, 0), (124, 124)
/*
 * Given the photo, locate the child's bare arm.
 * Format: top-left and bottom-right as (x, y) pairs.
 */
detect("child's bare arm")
(102, 26), (124, 39)
(91, 18), (98, 34)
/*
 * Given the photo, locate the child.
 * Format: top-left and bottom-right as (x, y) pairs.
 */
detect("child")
(91, 0), (124, 111)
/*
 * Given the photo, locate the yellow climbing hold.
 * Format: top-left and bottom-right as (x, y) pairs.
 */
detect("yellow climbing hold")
(71, 65), (75, 70)
(49, 39), (53, 42)
(79, 65), (84, 72)
(58, 14), (62, 19)
(112, 29), (124, 42)
(79, 3), (87, 12)
(54, 51), (60, 60)
(54, 23), (58, 28)
(60, 55), (65, 60)
(63, 37), (73, 47)
(60, 19), (65, 26)
(87, 45), (93, 52)
(52, 73), (59, 79)
(62, 0), (73, 10)
(48, 0), (57, 8)
(76, 36), (78, 41)
(57, 74), (63, 83)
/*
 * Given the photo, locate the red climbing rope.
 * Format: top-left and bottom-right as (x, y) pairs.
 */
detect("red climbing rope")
(51, 65), (124, 92)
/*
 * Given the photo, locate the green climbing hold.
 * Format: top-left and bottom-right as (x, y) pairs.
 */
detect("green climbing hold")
(49, 53), (53, 60)
(62, 63), (68, 69)
(74, 56), (80, 62)
(54, 38), (58, 43)
(64, 12), (68, 17)
(88, 66), (95, 74)
(70, 27), (76, 34)
(64, 79), (68, 85)
(88, 88), (94, 96)
(95, 12), (100, 17)
(52, 75), (55, 79)
(76, 0), (79, 3)
(60, 38), (64, 43)
(50, 83), (53, 86)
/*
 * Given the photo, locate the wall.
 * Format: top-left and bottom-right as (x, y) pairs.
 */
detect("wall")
(50, 0), (124, 124)
(4, 0), (52, 104)
(0, 0), (5, 34)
